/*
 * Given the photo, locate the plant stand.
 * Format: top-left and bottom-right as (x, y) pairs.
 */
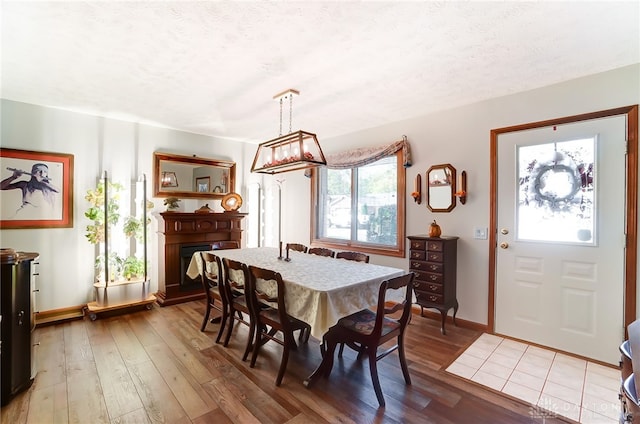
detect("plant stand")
(86, 279), (155, 320)
(87, 173), (154, 320)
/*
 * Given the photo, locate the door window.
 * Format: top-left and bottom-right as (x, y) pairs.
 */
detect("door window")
(516, 137), (596, 245)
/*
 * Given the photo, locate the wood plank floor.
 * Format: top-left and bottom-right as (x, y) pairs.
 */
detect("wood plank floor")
(2, 301), (572, 423)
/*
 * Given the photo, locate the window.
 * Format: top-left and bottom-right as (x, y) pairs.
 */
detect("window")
(311, 151), (405, 257)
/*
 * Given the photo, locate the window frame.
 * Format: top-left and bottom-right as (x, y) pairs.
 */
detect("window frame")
(310, 151), (406, 258)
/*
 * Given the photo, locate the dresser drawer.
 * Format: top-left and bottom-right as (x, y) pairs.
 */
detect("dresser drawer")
(414, 281), (443, 294)
(411, 260), (443, 272)
(414, 271), (443, 284)
(416, 291), (444, 305)
(410, 250), (426, 261)
(426, 251), (443, 262)
(427, 241), (444, 252)
(410, 240), (426, 250)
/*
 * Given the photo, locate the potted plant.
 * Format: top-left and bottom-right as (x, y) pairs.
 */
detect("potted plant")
(84, 180), (123, 244)
(122, 256), (145, 280)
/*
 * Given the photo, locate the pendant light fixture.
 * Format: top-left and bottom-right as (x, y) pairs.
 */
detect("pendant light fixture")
(251, 89), (326, 174)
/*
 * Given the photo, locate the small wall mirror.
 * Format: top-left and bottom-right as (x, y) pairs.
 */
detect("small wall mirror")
(153, 152), (236, 199)
(426, 163), (456, 212)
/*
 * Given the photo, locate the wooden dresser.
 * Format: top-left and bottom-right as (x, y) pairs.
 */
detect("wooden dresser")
(155, 212), (246, 306)
(407, 235), (458, 335)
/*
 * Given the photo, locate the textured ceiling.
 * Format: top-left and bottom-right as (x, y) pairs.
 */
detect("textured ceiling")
(1, 1), (639, 144)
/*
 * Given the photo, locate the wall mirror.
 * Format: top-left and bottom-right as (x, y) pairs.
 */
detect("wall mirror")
(153, 152), (236, 199)
(426, 163), (456, 212)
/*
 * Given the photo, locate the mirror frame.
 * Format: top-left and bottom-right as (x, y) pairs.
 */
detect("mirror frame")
(153, 152), (236, 199)
(426, 163), (457, 212)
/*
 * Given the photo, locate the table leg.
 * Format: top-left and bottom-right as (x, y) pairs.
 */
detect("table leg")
(304, 338), (336, 387)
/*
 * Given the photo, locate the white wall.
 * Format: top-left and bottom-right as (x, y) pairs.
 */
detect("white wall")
(1, 64), (638, 322)
(280, 63), (640, 325)
(0, 102), (248, 311)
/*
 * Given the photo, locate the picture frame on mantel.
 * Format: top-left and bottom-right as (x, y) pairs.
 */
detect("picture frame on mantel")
(0, 148), (74, 229)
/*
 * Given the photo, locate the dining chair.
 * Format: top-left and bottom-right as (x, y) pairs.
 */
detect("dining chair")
(286, 243), (308, 253)
(308, 247), (335, 258)
(319, 272), (415, 407)
(335, 251), (370, 263)
(247, 265), (311, 386)
(199, 252), (227, 344)
(211, 240), (240, 250)
(221, 257), (255, 361)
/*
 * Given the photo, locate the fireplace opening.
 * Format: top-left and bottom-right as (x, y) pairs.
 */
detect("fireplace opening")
(180, 244), (210, 291)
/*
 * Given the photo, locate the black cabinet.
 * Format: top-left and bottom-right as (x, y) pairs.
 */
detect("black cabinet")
(1, 248), (38, 406)
(408, 235), (458, 335)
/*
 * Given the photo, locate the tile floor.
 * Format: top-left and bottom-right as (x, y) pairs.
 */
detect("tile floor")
(446, 333), (621, 423)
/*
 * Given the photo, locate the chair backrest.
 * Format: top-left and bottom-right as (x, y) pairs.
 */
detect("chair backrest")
(247, 265), (292, 331)
(372, 273), (415, 337)
(221, 257), (250, 302)
(212, 240), (240, 250)
(336, 251), (370, 263)
(200, 252), (225, 303)
(286, 243), (308, 253)
(308, 247), (335, 258)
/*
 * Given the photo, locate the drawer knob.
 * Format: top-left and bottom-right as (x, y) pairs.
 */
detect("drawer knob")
(429, 284), (437, 291)
(429, 265), (437, 270)
(429, 295), (437, 302)
(430, 275), (437, 281)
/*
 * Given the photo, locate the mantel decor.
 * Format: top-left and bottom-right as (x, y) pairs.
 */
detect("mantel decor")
(251, 89), (326, 174)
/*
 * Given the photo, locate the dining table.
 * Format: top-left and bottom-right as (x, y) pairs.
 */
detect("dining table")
(185, 246), (406, 340)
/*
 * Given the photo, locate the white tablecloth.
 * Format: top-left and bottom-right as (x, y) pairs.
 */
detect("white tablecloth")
(186, 247), (405, 339)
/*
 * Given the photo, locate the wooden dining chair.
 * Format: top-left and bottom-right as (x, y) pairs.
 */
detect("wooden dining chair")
(199, 252), (227, 343)
(319, 272), (415, 407)
(308, 247), (335, 258)
(221, 258), (255, 361)
(336, 251), (370, 263)
(286, 243), (308, 253)
(211, 240), (240, 250)
(247, 265), (311, 386)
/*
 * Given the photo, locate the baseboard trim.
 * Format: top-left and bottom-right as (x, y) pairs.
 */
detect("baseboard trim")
(411, 305), (488, 333)
(36, 305), (85, 327)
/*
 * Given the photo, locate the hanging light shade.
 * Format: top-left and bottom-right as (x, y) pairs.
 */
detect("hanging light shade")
(251, 89), (326, 174)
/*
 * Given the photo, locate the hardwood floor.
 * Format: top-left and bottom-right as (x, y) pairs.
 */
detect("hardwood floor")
(2, 301), (571, 423)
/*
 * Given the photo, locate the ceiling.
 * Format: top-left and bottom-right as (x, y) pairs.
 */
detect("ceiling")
(2, 1), (638, 144)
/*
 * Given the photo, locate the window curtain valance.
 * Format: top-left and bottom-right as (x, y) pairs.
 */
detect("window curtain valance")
(325, 135), (412, 169)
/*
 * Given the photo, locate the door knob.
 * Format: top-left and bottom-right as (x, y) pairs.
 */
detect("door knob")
(500, 242), (509, 249)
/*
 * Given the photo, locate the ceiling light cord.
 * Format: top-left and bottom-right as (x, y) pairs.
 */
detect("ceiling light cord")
(289, 93), (293, 135)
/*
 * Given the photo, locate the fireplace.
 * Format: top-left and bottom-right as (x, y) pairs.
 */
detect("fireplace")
(180, 244), (210, 290)
(155, 212), (246, 306)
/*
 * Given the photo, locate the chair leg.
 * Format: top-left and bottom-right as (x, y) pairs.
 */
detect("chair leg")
(223, 309), (236, 347)
(215, 307), (228, 344)
(250, 327), (263, 368)
(398, 334), (412, 385)
(276, 334), (291, 386)
(242, 320), (255, 361)
(367, 348), (385, 407)
(200, 304), (211, 332)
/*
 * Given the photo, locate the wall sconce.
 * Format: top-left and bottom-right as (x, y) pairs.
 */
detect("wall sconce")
(411, 173), (422, 204)
(455, 170), (467, 204)
(160, 171), (178, 187)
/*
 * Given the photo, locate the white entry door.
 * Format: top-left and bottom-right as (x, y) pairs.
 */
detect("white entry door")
(495, 115), (627, 365)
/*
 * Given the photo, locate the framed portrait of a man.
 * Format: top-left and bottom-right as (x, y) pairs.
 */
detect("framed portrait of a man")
(0, 148), (74, 229)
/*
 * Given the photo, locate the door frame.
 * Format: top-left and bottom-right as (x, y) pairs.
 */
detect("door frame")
(488, 105), (639, 338)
